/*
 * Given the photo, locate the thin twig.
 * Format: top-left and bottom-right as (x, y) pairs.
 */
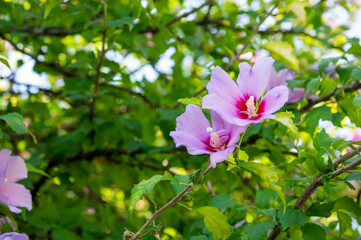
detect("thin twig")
(268, 146), (361, 240)
(130, 165), (213, 240)
(89, 0), (108, 123)
(301, 81), (361, 113)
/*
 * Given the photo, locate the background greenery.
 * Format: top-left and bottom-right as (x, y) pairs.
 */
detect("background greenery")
(1, 0), (361, 239)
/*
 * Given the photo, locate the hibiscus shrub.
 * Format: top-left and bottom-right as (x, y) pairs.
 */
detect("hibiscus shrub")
(1, 0), (361, 239)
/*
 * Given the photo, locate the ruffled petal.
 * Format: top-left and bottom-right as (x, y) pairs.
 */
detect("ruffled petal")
(203, 94), (240, 125)
(227, 124), (247, 146)
(174, 104), (210, 142)
(237, 57), (275, 99)
(0, 182), (32, 213)
(170, 131), (211, 155)
(207, 66), (242, 105)
(209, 146), (235, 168)
(6, 156), (27, 182)
(0, 232), (29, 240)
(258, 85), (289, 114)
(0, 149), (11, 187)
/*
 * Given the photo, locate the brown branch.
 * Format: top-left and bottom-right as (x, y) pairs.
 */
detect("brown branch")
(6, 25), (78, 36)
(129, 165), (213, 240)
(301, 81), (361, 113)
(89, 0), (108, 123)
(268, 146), (361, 240)
(0, 33), (81, 77)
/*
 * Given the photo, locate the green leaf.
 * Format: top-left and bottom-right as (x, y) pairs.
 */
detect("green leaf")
(195, 206), (232, 240)
(44, 0), (60, 19)
(244, 220), (275, 240)
(345, 172), (361, 181)
(301, 223), (326, 240)
(262, 41), (299, 71)
(177, 97), (202, 107)
(0, 57), (10, 69)
(0, 112), (27, 134)
(306, 202), (335, 217)
(334, 196), (361, 218)
(26, 163), (51, 178)
(352, 95), (361, 111)
(278, 207), (307, 230)
(255, 189), (279, 209)
(287, 1), (308, 25)
(274, 112), (299, 141)
(351, 68), (361, 82)
(304, 106), (332, 133)
(239, 162), (285, 209)
(210, 193), (238, 210)
(107, 17), (134, 29)
(313, 129), (332, 154)
(337, 211), (352, 236)
(170, 174), (190, 194)
(239, 162), (278, 182)
(128, 175), (164, 217)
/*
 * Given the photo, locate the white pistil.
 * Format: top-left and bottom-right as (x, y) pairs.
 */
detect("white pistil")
(246, 96), (258, 118)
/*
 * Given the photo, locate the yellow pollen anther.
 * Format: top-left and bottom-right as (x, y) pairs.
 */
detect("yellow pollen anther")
(210, 132), (222, 148)
(246, 96), (258, 118)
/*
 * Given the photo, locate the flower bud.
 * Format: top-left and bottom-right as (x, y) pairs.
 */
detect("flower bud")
(191, 169), (204, 185)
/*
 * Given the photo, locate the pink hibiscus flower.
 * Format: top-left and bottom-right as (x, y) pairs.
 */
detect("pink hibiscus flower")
(170, 104), (246, 168)
(202, 57), (289, 127)
(267, 67), (313, 103)
(0, 149), (32, 213)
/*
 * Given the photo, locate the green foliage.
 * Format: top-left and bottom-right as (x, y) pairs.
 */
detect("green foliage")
(195, 206), (233, 240)
(0, 112), (27, 134)
(244, 220), (275, 240)
(1, 0), (361, 239)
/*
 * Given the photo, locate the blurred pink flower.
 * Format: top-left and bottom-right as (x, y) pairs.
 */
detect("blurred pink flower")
(0, 232), (29, 240)
(202, 57), (289, 126)
(145, 32), (152, 39)
(0, 149), (32, 213)
(147, 41), (154, 47)
(346, 128), (361, 142)
(170, 104), (246, 168)
(267, 67), (316, 103)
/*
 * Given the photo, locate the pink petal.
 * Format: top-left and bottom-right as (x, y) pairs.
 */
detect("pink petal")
(0, 149), (11, 186)
(237, 57), (275, 99)
(0, 232), (29, 240)
(202, 94), (240, 125)
(0, 182), (32, 213)
(6, 156), (27, 182)
(170, 131), (211, 155)
(210, 147), (236, 168)
(288, 88), (305, 103)
(174, 104), (210, 142)
(258, 85), (289, 115)
(233, 114), (276, 126)
(207, 66), (242, 104)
